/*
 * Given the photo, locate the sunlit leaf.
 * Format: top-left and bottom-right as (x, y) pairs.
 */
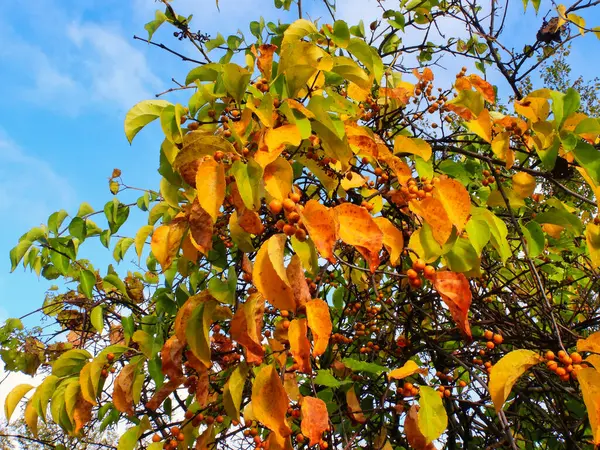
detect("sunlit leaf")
(433, 271), (472, 337)
(301, 396), (329, 446)
(388, 360), (427, 380)
(305, 299), (332, 357)
(394, 135), (432, 161)
(418, 386), (447, 444)
(252, 365), (292, 437)
(578, 368), (600, 445)
(288, 318), (312, 373)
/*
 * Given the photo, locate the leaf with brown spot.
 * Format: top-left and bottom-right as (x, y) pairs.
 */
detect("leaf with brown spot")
(288, 318), (312, 373)
(195, 158), (225, 223)
(300, 397), (329, 446)
(374, 217), (404, 265)
(305, 299), (332, 357)
(73, 394), (93, 435)
(113, 363), (138, 416)
(189, 199), (213, 255)
(230, 293), (266, 364)
(253, 235), (296, 312)
(251, 365), (292, 437)
(145, 376), (186, 410)
(433, 271), (472, 338)
(345, 122), (378, 157)
(409, 198), (453, 245)
(334, 203), (383, 272)
(257, 44), (278, 80)
(151, 219), (187, 271)
(433, 178), (471, 232)
(286, 255), (311, 310)
(297, 200), (338, 263)
(161, 335), (185, 380)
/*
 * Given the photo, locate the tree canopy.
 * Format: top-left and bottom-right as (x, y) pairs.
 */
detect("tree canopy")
(5, 0), (600, 449)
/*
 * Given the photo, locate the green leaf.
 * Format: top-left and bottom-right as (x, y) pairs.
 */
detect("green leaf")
(465, 219), (490, 254)
(135, 225), (154, 262)
(418, 386), (448, 443)
(347, 38), (384, 82)
(160, 104), (185, 145)
(145, 10), (167, 40)
(117, 416), (151, 450)
(208, 277), (234, 305)
(572, 141), (600, 186)
(223, 362), (249, 421)
(205, 33), (225, 52)
(10, 240), (34, 272)
(444, 238), (479, 273)
(185, 63), (222, 85)
(32, 376), (59, 422)
(76, 202), (95, 217)
(341, 358), (387, 374)
(574, 118), (600, 135)
(124, 100), (170, 144)
(332, 20), (350, 48)
(534, 207), (583, 235)
(132, 330), (157, 359)
(314, 369), (353, 388)
(414, 156), (433, 180)
(103, 274), (130, 299)
(68, 217), (87, 241)
(5, 384), (34, 423)
(48, 210), (68, 235)
(52, 349), (91, 377)
(80, 269), (97, 298)
(186, 300), (217, 367)
(520, 220), (545, 258)
(91, 306), (104, 333)
(221, 63), (251, 104)
(231, 159), (264, 210)
(113, 237), (135, 263)
(331, 56), (371, 90)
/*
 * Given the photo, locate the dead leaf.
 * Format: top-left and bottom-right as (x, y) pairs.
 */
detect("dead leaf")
(145, 376), (186, 410)
(189, 198), (213, 255)
(161, 335), (185, 380)
(346, 385), (367, 424)
(405, 405), (436, 450)
(286, 255), (311, 310)
(113, 363), (138, 416)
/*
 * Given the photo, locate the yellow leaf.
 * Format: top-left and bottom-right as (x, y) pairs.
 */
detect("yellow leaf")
(305, 299), (332, 357)
(578, 331), (600, 353)
(512, 172), (536, 199)
(174, 292), (211, 346)
(491, 131), (514, 169)
(347, 82), (370, 102)
(394, 135), (432, 161)
(489, 349), (543, 411)
(300, 397), (329, 446)
(114, 363), (138, 416)
(586, 354), (600, 369)
(79, 362), (97, 406)
(231, 293), (266, 364)
(253, 235), (296, 312)
(5, 384), (34, 423)
(24, 399), (38, 436)
(578, 368), (600, 445)
(288, 319), (312, 373)
(515, 97), (550, 123)
(341, 172), (366, 191)
(409, 198), (452, 245)
(557, 4), (568, 28)
(334, 203), (383, 272)
(255, 125), (302, 168)
(586, 223), (600, 268)
(374, 217), (404, 265)
(465, 108), (492, 143)
(195, 158), (225, 223)
(264, 158), (293, 201)
(346, 386), (367, 424)
(252, 365), (292, 437)
(150, 220), (186, 271)
(298, 200), (339, 263)
(433, 178), (471, 232)
(387, 360), (426, 381)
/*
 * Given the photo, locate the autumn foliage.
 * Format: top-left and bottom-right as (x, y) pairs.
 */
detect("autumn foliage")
(5, 0), (600, 449)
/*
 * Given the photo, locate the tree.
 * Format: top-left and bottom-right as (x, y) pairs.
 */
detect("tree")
(4, 0), (600, 449)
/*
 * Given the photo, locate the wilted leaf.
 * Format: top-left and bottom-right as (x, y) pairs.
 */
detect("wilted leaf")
(335, 203), (383, 272)
(114, 363), (139, 416)
(257, 44), (278, 80)
(286, 255), (311, 310)
(288, 319), (312, 373)
(489, 349), (543, 411)
(305, 299), (332, 357)
(146, 376), (185, 411)
(161, 335), (185, 380)
(346, 386), (367, 424)
(433, 271), (472, 337)
(189, 199), (213, 255)
(72, 394), (93, 434)
(301, 397), (329, 446)
(297, 200), (338, 263)
(252, 365), (292, 437)
(418, 386), (448, 443)
(512, 172), (536, 198)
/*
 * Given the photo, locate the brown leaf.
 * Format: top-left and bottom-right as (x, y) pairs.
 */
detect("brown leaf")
(113, 363), (138, 416)
(433, 271), (472, 338)
(305, 299), (332, 357)
(230, 293), (266, 364)
(252, 365), (292, 437)
(286, 255), (311, 311)
(405, 405), (436, 450)
(346, 385), (367, 424)
(298, 200), (338, 263)
(195, 363), (210, 407)
(145, 376), (186, 410)
(162, 335), (185, 380)
(334, 203), (383, 272)
(257, 44), (278, 81)
(288, 319), (312, 373)
(189, 198), (213, 255)
(300, 396), (329, 446)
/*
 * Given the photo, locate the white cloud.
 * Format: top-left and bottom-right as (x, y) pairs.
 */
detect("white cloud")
(0, 130), (74, 227)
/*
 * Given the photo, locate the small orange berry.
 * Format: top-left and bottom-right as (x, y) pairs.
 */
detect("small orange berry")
(423, 265), (436, 278)
(283, 198), (296, 212)
(556, 367), (566, 376)
(545, 350), (555, 361)
(483, 330), (493, 340)
(571, 352), (582, 364)
(269, 199), (283, 214)
(152, 434), (161, 443)
(406, 269), (419, 279)
(492, 334), (503, 345)
(412, 259), (426, 271)
(486, 341), (495, 350)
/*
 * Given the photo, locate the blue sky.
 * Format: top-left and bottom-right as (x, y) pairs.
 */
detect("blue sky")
(1, 0), (599, 322)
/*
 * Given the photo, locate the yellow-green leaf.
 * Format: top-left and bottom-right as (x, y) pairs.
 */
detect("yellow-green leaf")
(124, 99), (170, 144)
(5, 384), (34, 423)
(223, 362), (249, 421)
(417, 386), (448, 443)
(186, 300), (217, 368)
(586, 223), (600, 268)
(134, 225), (154, 262)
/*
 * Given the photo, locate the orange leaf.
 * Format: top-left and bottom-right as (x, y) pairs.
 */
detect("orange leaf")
(345, 122), (378, 157)
(387, 360), (427, 381)
(145, 376), (186, 410)
(73, 394), (93, 434)
(252, 365), (292, 437)
(467, 74), (495, 103)
(405, 405), (436, 450)
(189, 199), (213, 255)
(230, 293), (266, 364)
(266, 431), (294, 450)
(413, 67), (434, 82)
(151, 219), (186, 271)
(334, 203), (383, 272)
(433, 271), (472, 338)
(253, 234), (296, 312)
(174, 292), (212, 346)
(184, 351), (210, 407)
(433, 178), (471, 232)
(374, 217), (404, 265)
(409, 198), (452, 245)
(288, 318), (312, 373)
(305, 299), (332, 357)
(465, 108), (492, 143)
(257, 44), (278, 80)
(195, 158), (226, 223)
(161, 335), (185, 380)
(380, 86), (412, 106)
(113, 363), (138, 416)
(286, 255), (311, 310)
(256, 124), (302, 167)
(346, 385), (367, 424)
(298, 200), (338, 263)
(300, 397), (329, 446)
